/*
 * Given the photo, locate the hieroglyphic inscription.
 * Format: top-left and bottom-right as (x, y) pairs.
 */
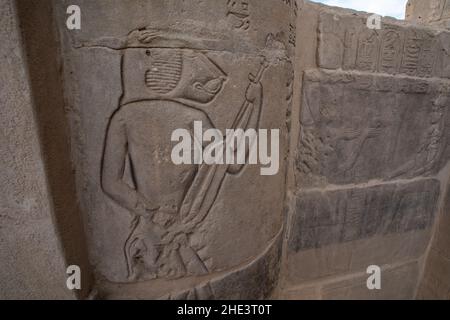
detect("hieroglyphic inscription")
(226, 0), (298, 31)
(227, 0), (250, 30)
(356, 30), (380, 72)
(379, 29), (403, 74)
(418, 36), (437, 77)
(400, 31), (423, 76)
(318, 13), (444, 78)
(288, 23), (296, 46)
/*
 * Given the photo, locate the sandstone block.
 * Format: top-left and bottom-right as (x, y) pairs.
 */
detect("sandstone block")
(321, 262), (419, 300)
(318, 11), (450, 79)
(284, 179), (439, 284)
(297, 69), (450, 187)
(289, 179), (439, 251)
(418, 248), (450, 299)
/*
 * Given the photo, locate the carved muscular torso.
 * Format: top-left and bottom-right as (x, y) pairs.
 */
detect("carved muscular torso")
(103, 100), (213, 215)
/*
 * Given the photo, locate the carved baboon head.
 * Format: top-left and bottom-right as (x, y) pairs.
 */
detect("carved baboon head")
(179, 51), (227, 104)
(122, 28), (228, 104)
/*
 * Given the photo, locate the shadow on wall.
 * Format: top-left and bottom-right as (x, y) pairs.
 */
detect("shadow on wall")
(15, 0), (93, 299)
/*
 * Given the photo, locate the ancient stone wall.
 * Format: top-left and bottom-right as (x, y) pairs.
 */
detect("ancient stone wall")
(1, 0), (450, 300)
(0, 0), (88, 299)
(279, 2), (450, 299)
(406, 0), (450, 29)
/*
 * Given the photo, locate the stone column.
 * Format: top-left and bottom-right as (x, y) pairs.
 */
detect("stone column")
(52, 0), (298, 299)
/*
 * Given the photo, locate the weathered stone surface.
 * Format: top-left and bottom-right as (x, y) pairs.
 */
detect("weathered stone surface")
(280, 285), (320, 300)
(283, 179), (439, 284)
(0, 0), (74, 299)
(297, 69), (450, 187)
(282, 261), (420, 300)
(418, 248), (450, 299)
(430, 182), (450, 259)
(52, 0), (296, 297)
(278, 1), (450, 300)
(95, 230), (282, 299)
(285, 229), (432, 284)
(289, 179), (439, 252)
(321, 262), (419, 300)
(3, 0), (450, 301)
(318, 11), (450, 79)
(406, 0), (450, 29)
(418, 183), (450, 299)
(173, 231), (283, 300)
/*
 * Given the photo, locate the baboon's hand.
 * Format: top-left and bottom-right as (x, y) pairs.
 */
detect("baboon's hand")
(245, 75), (262, 103)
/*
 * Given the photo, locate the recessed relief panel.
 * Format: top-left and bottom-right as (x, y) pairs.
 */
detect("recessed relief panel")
(297, 69), (450, 187)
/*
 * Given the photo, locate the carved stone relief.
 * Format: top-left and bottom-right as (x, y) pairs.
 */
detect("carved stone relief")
(54, 0), (295, 298)
(289, 179), (440, 252)
(102, 30), (276, 281)
(297, 69), (450, 187)
(5, 0), (450, 301)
